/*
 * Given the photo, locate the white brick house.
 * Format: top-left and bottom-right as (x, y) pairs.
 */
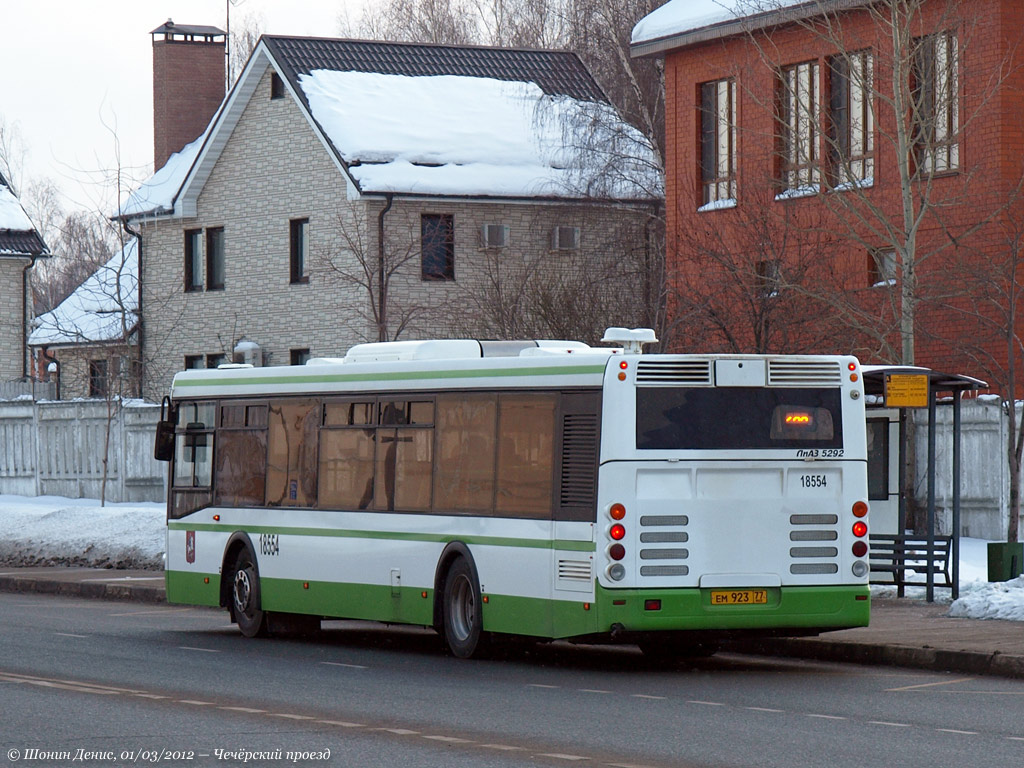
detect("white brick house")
(122, 37), (660, 402)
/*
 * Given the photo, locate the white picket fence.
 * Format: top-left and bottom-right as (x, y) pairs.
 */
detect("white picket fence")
(0, 399), (166, 503)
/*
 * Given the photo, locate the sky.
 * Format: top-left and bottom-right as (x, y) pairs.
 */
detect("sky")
(0, 0), (365, 217)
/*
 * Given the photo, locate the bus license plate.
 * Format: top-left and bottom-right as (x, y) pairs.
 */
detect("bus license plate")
(710, 590), (768, 605)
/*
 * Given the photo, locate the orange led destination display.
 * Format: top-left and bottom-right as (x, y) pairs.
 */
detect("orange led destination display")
(885, 373), (929, 408)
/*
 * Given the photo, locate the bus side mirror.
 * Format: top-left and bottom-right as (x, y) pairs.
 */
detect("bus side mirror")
(154, 419), (175, 462)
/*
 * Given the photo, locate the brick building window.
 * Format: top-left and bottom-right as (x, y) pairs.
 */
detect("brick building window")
(778, 61), (821, 191)
(184, 355), (203, 370)
(829, 50), (874, 184)
(290, 218), (309, 284)
(88, 359), (108, 398)
(700, 77), (737, 205)
(290, 348), (310, 366)
(869, 249), (898, 287)
(271, 71), (286, 100)
(206, 353), (227, 369)
(184, 229), (203, 292)
(757, 260), (782, 298)
(551, 226), (580, 250)
(913, 31), (959, 174)
(421, 214), (455, 281)
(206, 227), (225, 290)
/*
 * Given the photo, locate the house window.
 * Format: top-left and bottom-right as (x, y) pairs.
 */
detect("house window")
(779, 61), (821, 191)
(421, 214), (454, 281)
(480, 223), (509, 249)
(700, 78), (737, 205)
(913, 31), (959, 174)
(206, 353), (227, 369)
(88, 359), (108, 398)
(870, 249), (898, 287)
(184, 229), (203, 292)
(206, 227), (225, 290)
(829, 51), (874, 184)
(757, 260), (781, 298)
(290, 218), (309, 284)
(271, 71), (286, 100)
(290, 348), (310, 366)
(184, 355), (203, 370)
(551, 226), (580, 251)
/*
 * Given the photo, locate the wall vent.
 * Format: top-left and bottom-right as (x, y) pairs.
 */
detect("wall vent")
(768, 360), (842, 386)
(636, 360), (712, 385)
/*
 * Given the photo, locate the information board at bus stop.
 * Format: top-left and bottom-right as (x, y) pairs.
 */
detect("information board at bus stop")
(884, 373), (929, 408)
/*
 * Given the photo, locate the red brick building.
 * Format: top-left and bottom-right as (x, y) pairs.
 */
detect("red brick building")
(632, 0), (1024, 392)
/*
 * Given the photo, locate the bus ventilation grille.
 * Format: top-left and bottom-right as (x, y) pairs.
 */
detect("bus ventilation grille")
(560, 414), (598, 507)
(636, 360), (712, 385)
(767, 360), (842, 386)
(558, 559), (592, 581)
(638, 515), (690, 576)
(789, 514), (840, 574)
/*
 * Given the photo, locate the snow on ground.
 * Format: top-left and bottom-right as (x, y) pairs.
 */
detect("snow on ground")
(0, 494), (1021, 620)
(0, 495), (164, 570)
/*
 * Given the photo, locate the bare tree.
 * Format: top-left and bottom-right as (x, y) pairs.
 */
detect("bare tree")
(228, 9), (264, 85)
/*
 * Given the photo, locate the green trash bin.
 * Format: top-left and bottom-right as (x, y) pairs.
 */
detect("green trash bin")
(987, 542), (1024, 582)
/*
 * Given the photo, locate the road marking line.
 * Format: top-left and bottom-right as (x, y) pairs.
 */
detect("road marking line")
(1006, 736), (1024, 742)
(178, 646), (220, 653)
(687, 700), (725, 706)
(54, 632), (89, 638)
(868, 721), (910, 728)
(529, 684), (559, 689)
(538, 753), (588, 761)
(886, 677), (974, 692)
(134, 694), (169, 700)
(271, 713), (315, 720)
(631, 694), (667, 700)
(580, 689), (610, 694)
(423, 735), (472, 743)
(177, 700), (214, 706)
(316, 720), (365, 728)
(480, 745), (524, 751)
(807, 714), (846, 720)
(746, 707), (784, 713)
(109, 608), (194, 616)
(320, 661), (368, 669)
(936, 728), (978, 735)
(218, 706), (266, 714)
(608, 763), (659, 768)
(378, 728), (418, 735)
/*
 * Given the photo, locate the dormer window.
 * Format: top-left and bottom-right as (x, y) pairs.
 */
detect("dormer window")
(551, 226), (579, 251)
(479, 224), (509, 249)
(271, 71), (285, 100)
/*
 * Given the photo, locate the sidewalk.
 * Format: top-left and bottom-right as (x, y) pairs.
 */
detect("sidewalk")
(1, 566), (1021, 679)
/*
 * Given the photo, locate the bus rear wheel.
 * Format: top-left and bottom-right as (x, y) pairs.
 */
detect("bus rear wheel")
(231, 548), (268, 638)
(442, 558), (488, 658)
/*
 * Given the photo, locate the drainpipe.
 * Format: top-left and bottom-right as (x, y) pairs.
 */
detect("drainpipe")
(122, 220), (143, 398)
(21, 254), (42, 380)
(377, 194), (394, 342)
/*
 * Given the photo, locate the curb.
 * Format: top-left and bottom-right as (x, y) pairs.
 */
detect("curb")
(733, 637), (1024, 681)
(0, 574), (165, 605)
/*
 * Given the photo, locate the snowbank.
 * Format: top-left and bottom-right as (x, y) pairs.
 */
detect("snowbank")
(0, 495), (164, 570)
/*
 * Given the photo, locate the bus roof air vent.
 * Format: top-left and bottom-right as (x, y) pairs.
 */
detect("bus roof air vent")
(636, 359), (712, 385)
(768, 360), (842, 386)
(601, 327), (658, 354)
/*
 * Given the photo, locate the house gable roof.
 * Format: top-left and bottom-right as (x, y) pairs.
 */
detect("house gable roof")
(0, 174), (49, 258)
(123, 36), (659, 220)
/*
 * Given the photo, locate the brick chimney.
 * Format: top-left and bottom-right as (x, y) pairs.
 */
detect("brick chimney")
(151, 20), (226, 169)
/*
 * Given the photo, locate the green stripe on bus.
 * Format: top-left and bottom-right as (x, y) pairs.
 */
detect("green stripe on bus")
(166, 521), (594, 552)
(174, 364), (608, 388)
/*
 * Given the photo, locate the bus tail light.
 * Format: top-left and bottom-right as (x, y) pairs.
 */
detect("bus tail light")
(852, 521), (867, 538)
(608, 543), (625, 561)
(852, 560), (868, 577)
(609, 503), (626, 520)
(852, 540), (868, 558)
(852, 501), (868, 518)
(607, 563), (625, 581)
(609, 523), (625, 540)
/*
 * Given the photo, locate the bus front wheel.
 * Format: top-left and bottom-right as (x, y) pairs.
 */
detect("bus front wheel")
(442, 558), (488, 658)
(231, 548), (268, 638)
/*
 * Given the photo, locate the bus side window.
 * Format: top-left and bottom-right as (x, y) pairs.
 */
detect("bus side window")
(215, 403), (268, 507)
(434, 395), (496, 515)
(266, 401), (319, 507)
(169, 401), (216, 518)
(496, 395), (556, 518)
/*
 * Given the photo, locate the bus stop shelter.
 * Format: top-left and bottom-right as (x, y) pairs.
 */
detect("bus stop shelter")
(861, 366), (987, 601)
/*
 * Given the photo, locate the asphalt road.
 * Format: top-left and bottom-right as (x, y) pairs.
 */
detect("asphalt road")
(1, 593), (1022, 768)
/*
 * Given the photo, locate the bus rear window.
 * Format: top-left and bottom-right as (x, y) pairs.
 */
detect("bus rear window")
(636, 387), (843, 450)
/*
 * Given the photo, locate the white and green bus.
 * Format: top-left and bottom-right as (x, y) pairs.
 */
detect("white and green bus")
(156, 328), (870, 658)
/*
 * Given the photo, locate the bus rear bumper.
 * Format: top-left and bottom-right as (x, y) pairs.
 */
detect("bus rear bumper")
(594, 583), (870, 635)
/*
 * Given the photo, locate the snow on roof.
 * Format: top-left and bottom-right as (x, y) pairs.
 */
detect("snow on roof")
(0, 183), (35, 231)
(299, 69), (658, 200)
(29, 239), (138, 347)
(119, 132), (206, 218)
(632, 0), (809, 46)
